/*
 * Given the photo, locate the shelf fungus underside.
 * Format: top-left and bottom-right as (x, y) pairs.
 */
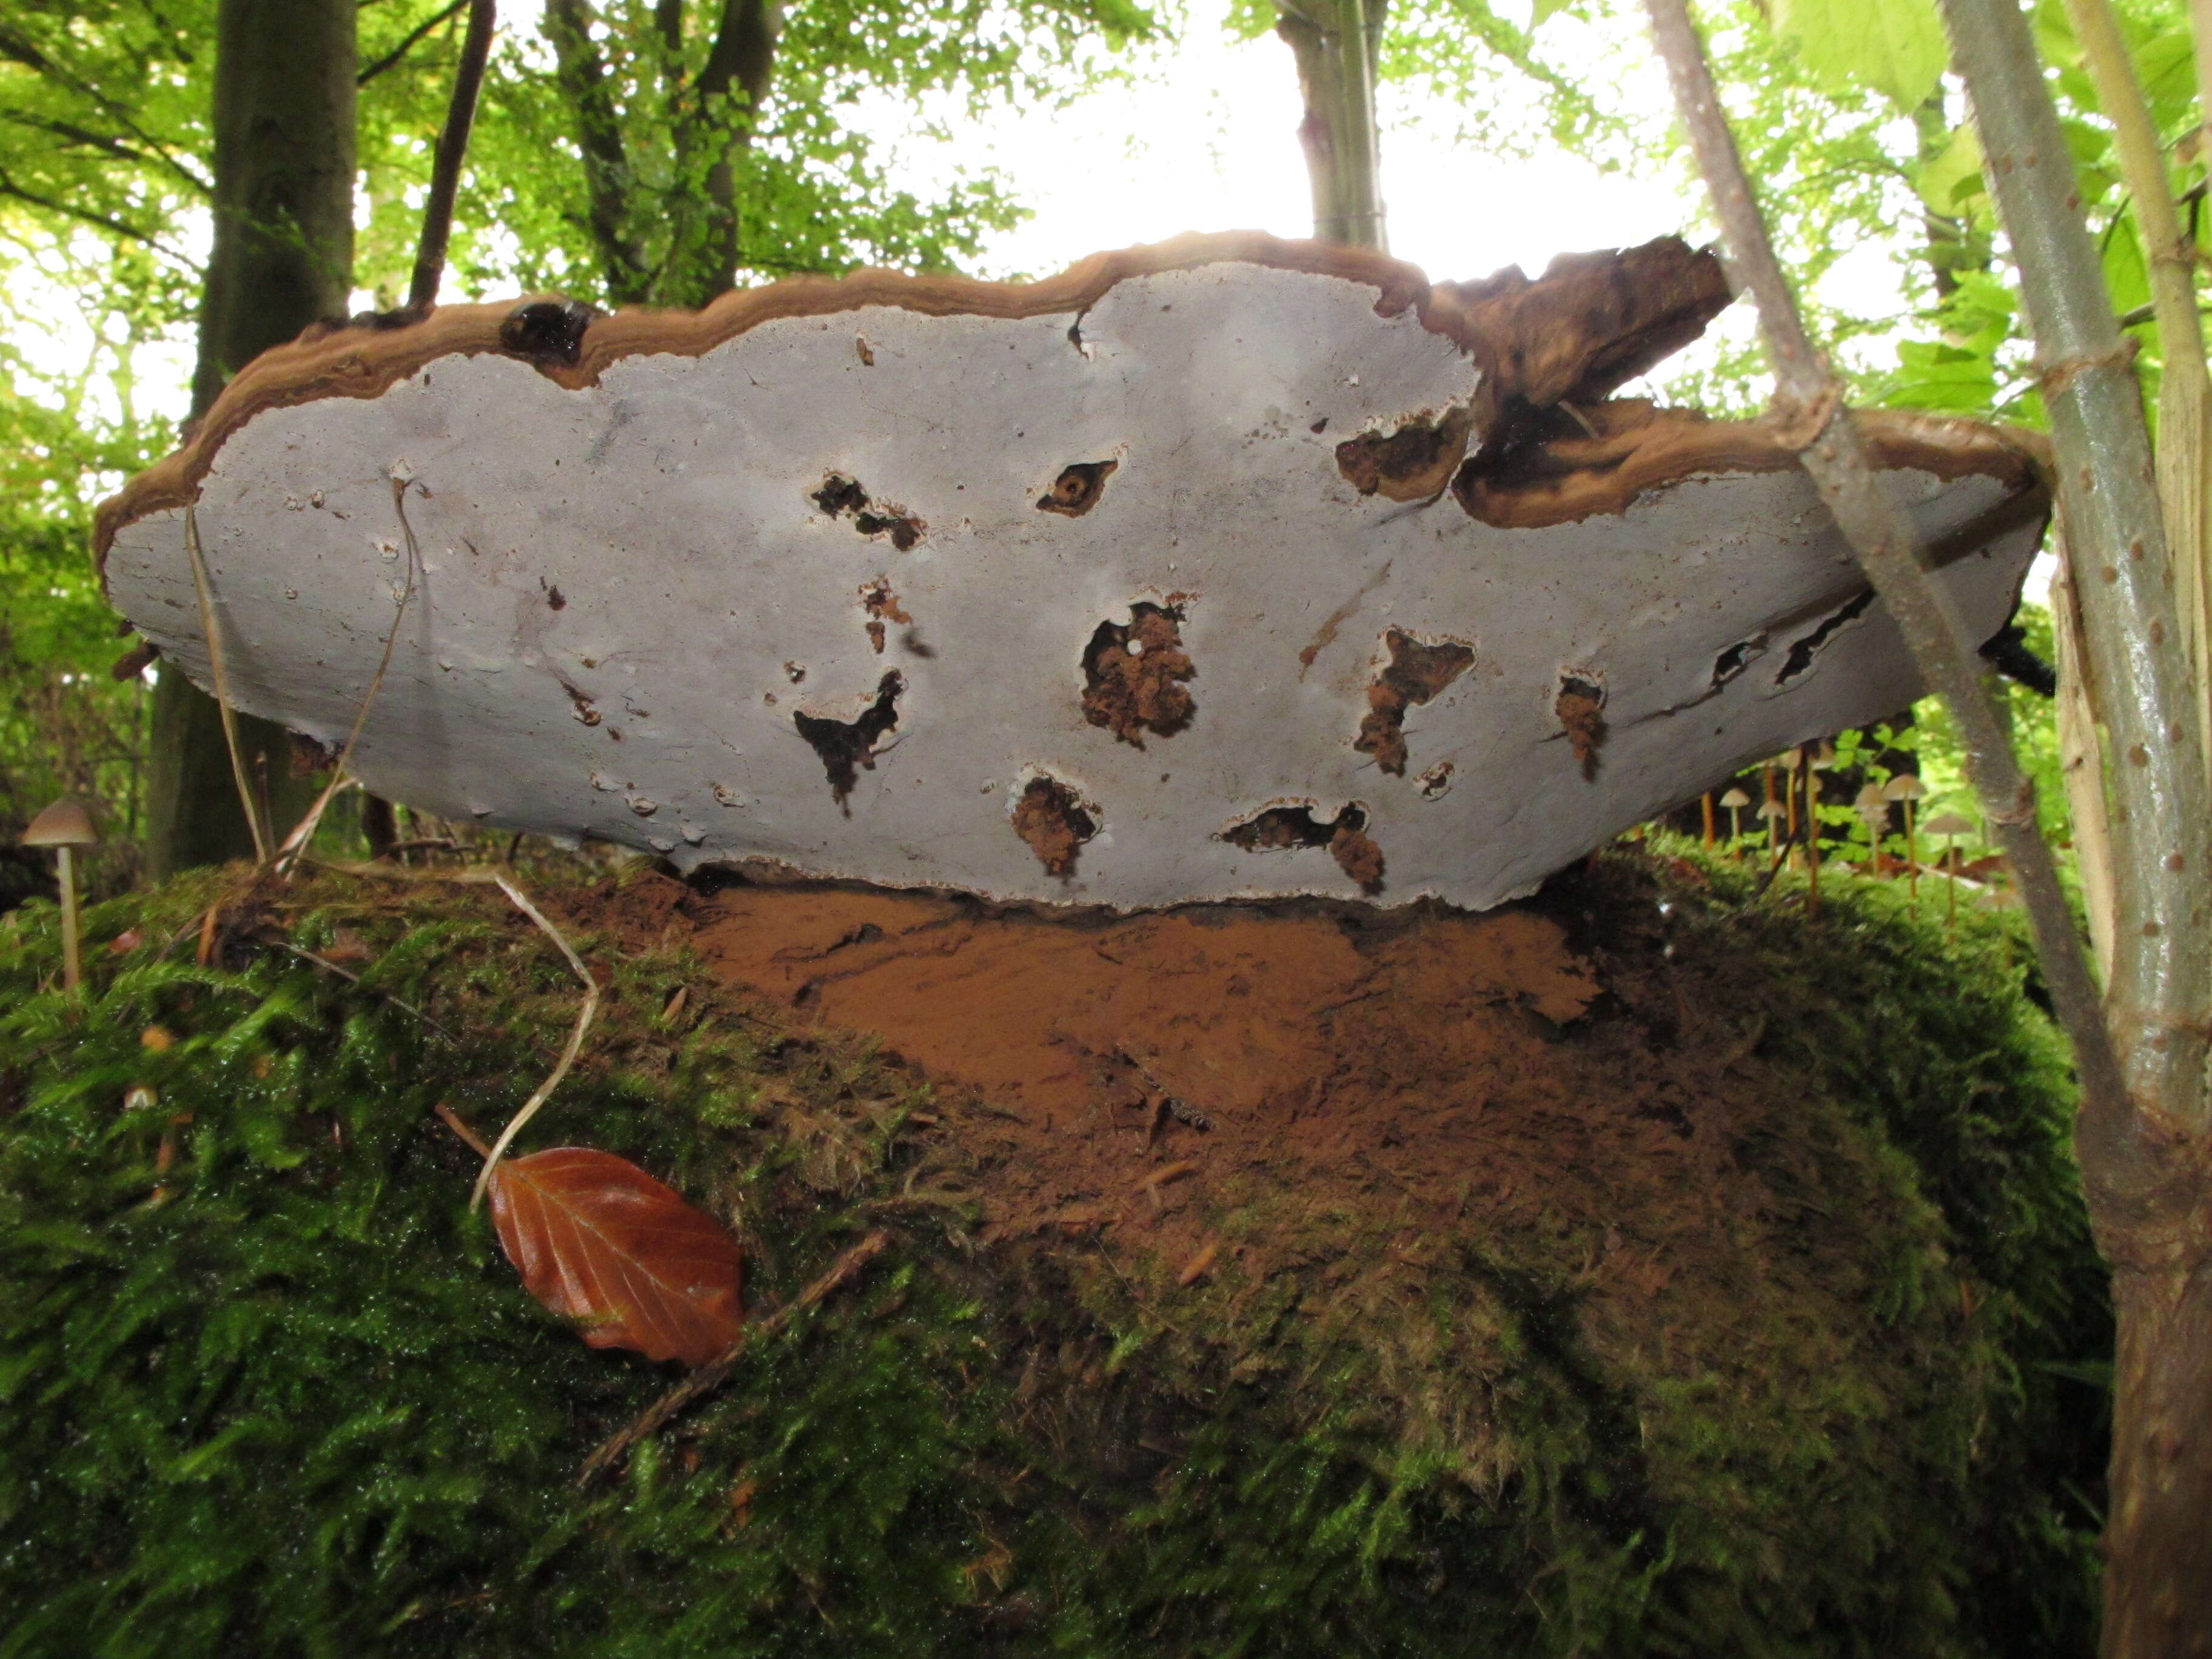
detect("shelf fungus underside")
(98, 235), (2043, 911)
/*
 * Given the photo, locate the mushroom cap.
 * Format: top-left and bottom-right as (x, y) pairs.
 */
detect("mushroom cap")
(1880, 773), (1926, 801)
(1756, 799), (1787, 819)
(21, 797), (99, 848)
(1923, 811), (1976, 837)
(1853, 783), (1888, 813)
(1777, 749), (1803, 769)
(1718, 786), (1751, 808)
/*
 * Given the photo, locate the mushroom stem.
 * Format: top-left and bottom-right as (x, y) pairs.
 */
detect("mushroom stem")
(1904, 800), (1919, 897)
(1701, 791), (1716, 848)
(56, 843), (80, 992)
(1946, 836), (1959, 932)
(1803, 760), (1820, 919)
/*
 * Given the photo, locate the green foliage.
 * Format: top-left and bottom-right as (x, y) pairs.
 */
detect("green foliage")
(0, 858), (2108, 1655)
(1771, 0), (1947, 112)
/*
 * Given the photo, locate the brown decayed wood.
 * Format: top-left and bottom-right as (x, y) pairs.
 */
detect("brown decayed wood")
(488, 1146), (745, 1368)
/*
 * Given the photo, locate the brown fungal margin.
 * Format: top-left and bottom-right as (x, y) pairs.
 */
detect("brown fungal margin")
(1354, 628), (1474, 776)
(95, 230), (2042, 595)
(1336, 406), (1472, 501)
(1218, 799), (1384, 894)
(1081, 602), (1196, 745)
(1011, 774), (1097, 877)
(1037, 459), (1118, 517)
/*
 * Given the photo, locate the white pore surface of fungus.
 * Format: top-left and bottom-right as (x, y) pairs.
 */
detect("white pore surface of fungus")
(100, 237), (2041, 910)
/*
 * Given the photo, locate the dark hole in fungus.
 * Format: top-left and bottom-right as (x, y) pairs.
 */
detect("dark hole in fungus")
(1081, 602), (1196, 746)
(1037, 460), (1118, 517)
(497, 298), (601, 367)
(545, 584), (566, 611)
(1775, 589), (1877, 686)
(1011, 775), (1096, 877)
(1219, 800), (1384, 894)
(854, 509), (924, 552)
(793, 671), (903, 814)
(1711, 636), (1763, 689)
(1556, 675), (1607, 777)
(1335, 406), (1473, 502)
(813, 474), (869, 518)
(1355, 628), (1473, 776)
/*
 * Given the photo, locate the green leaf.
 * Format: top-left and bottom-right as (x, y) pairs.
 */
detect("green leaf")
(1531, 0), (1577, 26)
(1772, 0), (1947, 111)
(1915, 124), (1984, 215)
(1878, 340), (1998, 416)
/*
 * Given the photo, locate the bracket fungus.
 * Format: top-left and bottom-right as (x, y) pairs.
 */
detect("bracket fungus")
(97, 233), (2045, 911)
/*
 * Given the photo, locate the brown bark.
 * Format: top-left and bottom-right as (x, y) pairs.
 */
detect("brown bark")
(147, 0), (354, 878)
(2106, 1239), (2212, 1659)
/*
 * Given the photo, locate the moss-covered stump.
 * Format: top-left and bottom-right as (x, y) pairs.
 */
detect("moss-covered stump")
(0, 850), (2108, 1657)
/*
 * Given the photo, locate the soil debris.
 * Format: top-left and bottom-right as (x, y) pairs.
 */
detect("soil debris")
(811, 474), (868, 517)
(1329, 825), (1386, 893)
(1037, 459), (1118, 517)
(1556, 674), (1607, 776)
(1010, 775), (1097, 876)
(1335, 406), (1473, 501)
(855, 509), (924, 552)
(1081, 602), (1196, 745)
(1353, 628), (1474, 776)
(792, 671), (902, 812)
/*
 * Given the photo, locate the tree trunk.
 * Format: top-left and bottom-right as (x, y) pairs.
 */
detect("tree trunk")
(668, 0), (780, 306)
(1936, 1), (2212, 1652)
(146, 0), (355, 879)
(1274, 0), (1387, 250)
(545, 0), (651, 304)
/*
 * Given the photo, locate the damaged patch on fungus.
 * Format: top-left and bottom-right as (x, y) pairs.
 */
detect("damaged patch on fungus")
(1219, 801), (1384, 894)
(855, 509), (924, 551)
(1556, 674), (1608, 776)
(1775, 589), (1877, 687)
(793, 671), (903, 813)
(497, 298), (600, 368)
(859, 578), (911, 654)
(1336, 406), (1473, 502)
(1081, 602), (1196, 746)
(1011, 774), (1096, 877)
(812, 474), (869, 517)
(1354, 628), (1474, 776)
(1037, 460), (1118, 517)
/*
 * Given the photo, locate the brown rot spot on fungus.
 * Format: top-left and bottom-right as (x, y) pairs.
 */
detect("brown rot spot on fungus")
(1335, 406), (1473, 502)
(1219, 801), (1385, 896)
(497, 298), (601, 367)
(543, 580), (566, 611)
(855, 509), (924, 551)
(1555, 675), (1607, 776)
(1354, 628), (1473, 776)
(859, 578), (912, 654)
(812, 474), (869, 518)
(1011, 775), (1096, 877)
(793, 671), (903, 814)
(1081, 602), (1196, 745)
(1036, 460), (1118, 517)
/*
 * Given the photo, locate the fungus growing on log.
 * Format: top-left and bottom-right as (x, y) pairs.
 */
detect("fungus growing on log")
(96, 232), (2045, 910)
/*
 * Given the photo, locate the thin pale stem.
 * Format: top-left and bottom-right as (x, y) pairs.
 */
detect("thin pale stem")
(183, 505), (270, 863)
(468, 874), (600, 1210)
(1642, 0), (2133, 1165)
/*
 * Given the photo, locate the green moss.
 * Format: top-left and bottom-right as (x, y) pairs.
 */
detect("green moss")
(0, 857), (2106, 1655)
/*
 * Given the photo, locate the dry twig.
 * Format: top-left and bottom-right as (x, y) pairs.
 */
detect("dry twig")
(469, 873), (601, 1210)
(578, 1230), (891, 1487)
(182, 504), (268, 862)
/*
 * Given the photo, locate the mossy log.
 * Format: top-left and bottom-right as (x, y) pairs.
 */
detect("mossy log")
(0, 849), (2106, 1655)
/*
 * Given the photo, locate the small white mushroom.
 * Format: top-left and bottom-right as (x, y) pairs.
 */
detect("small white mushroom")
(1882, 773), (1926, 893)
(1719, 785), (1751, 854)
(1923, 810), (1976, 930)
(22, 798), (99, 992)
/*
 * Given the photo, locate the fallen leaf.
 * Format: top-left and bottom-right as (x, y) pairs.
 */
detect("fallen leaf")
(488, 1148), (745, 1367)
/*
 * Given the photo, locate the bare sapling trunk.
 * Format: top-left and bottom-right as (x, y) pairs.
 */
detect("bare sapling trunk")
(1275, 0), (1388, 249)
(147, 0), (357, 877)
(1936, 1), (2212, 1652)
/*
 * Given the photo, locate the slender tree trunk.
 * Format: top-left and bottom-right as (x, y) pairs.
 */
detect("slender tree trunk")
(674, 0), (779, 306)
(146, 0), (355, 879)
(1936, 1), (2212, 1652)
(1275, 0), (1387, 250)
(545, 0), (650, 304)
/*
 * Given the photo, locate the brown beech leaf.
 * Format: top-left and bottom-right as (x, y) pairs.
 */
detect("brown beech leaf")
(488, 1148), (745, 1367)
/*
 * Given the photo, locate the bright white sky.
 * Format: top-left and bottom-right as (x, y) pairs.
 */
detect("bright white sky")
(868, 0), (1709, 291)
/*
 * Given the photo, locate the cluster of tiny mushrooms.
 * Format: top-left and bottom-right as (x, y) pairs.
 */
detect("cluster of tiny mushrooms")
(81, 232), (2047, 915)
